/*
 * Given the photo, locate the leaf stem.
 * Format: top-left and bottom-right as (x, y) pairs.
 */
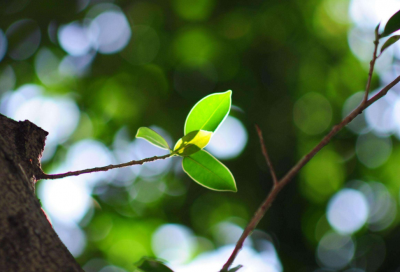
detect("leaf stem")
(220, 74), (400, 272)
(36, 154), (172, 180)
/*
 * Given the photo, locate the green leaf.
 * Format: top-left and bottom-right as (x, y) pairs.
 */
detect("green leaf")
(382, 10), (400, 37)
(184, 90), (232, 135)
(182, 149), (237, 192)
(136, 127), (170, 150)
(134, 257), (174, 272)
(228, 265), (243, 272)
(380, 35), (400, 54)
(173, 130), (213, 156)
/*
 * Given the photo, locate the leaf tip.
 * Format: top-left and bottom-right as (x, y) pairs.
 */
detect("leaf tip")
(228, 179), (238, 192)
(135, 127), (144, 138)
(230, 186), (238, 193)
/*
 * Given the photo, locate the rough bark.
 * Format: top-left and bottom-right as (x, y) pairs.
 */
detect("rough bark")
(0, 114), (83, 272)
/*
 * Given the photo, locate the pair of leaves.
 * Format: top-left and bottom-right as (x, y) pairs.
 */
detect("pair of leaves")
(379, 10), (400, 55)
(136, 90), (237, 192)
(381, 10), (400, 37)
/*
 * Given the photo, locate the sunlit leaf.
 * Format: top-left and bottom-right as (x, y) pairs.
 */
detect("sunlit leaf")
(382, 10), (400, 37)
(184, 90), (232, 135)
(136, 127), (170, 150)
(173, 130), (213, 156)
(380, 35), (400, 54)
(182, 149), (237, 192)
(134, 257), (174, 272)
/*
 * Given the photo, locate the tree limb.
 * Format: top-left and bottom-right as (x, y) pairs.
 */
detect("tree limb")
(220, 75), (400, 272)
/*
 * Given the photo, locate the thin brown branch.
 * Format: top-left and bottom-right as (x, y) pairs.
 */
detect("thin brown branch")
(255, 124), (278, 186)
(220, 75), (400, 272)
(36, 154), (172, 180)
(362, 25), (380, 104)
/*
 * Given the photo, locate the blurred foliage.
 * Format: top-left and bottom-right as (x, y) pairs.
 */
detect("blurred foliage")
(1, 0), (400, 271)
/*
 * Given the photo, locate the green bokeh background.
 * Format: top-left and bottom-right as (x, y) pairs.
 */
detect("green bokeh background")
(1, 0), (400, 271)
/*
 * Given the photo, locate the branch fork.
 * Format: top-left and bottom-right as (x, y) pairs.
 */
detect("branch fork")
(220, 24), (400, 272)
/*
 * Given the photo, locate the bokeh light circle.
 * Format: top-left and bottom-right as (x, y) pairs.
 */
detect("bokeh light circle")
(53, 222), (87, 257)
(0, 65), (16, 93)
(6, 19), (41, 60)
(58, 22), (92, 56)
(206, 116), (248, 160)
(152, 224), (196, 264)
(342, 91), (369, 134)
(327, 188), (369, 234)
(317, 232), (355, 269)
(65, 139), (115, 187)
(365, 90), (397, 135)
(1, 84), (80, 161)
(356, 133), (392, 168)
(35, 47), (62, 85)
(357, 181), (397, 231)
(293, 92), (332, 135)
(89, 10), (131, 54)
(39, 178), (92, 225)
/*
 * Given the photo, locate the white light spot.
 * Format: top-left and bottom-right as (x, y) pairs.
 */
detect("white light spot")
(52, 221), (87, 257)
(1, 84), (80, 161)
(64, 139), (115, 187)
(172, 245), (282, 272)
(213, 222), (252, 247)
(132, 126), (172, 178)
(391, 98), (400, 139)
(59, 52), (95, 78)
(365, 90), (397, 135)
(347, 1), (397, 75)
(39, 178), (91, 225)
(349, 0), (400, 29)
(58, 22), (92, 56)
(327, 189), (369, 234)
(206, 116), (247, 159)
(152, 224), (197, 265)
(89, 11), (131, 54)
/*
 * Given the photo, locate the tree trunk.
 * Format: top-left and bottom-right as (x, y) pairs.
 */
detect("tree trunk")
(0, 114), (82, 272)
